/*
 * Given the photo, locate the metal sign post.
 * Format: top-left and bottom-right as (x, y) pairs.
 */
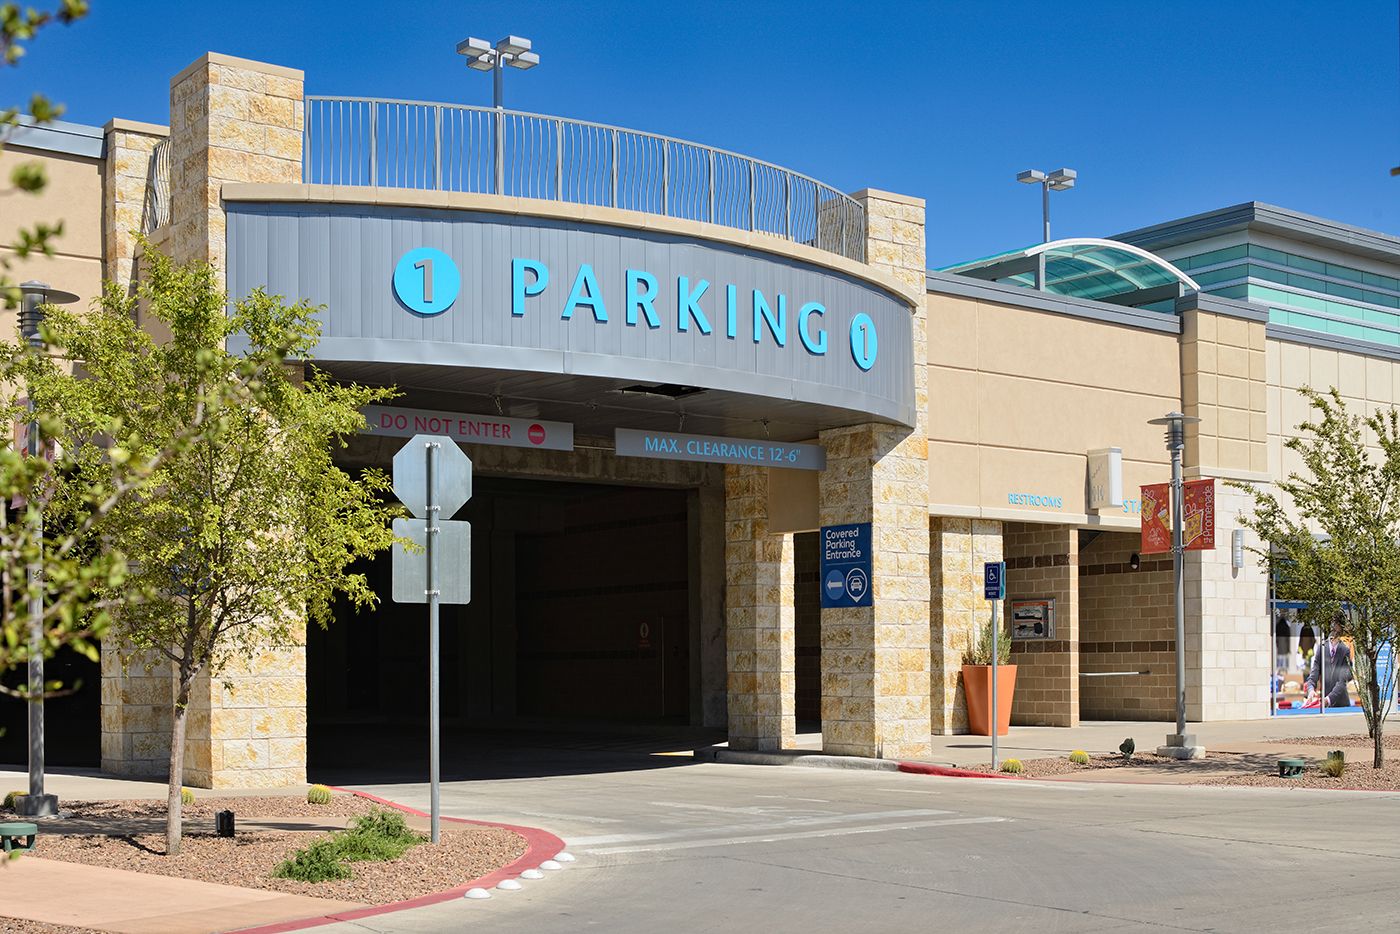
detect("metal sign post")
(392, 435), (473, 845)
(984, 561), (1006, 770)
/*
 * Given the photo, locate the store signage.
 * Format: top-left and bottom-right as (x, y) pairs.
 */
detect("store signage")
(614, 428), (826, 470)
(1141, 483), (1171, 555)
(1007, 492), (1064, 509)
(362, 404), (574, 452)
(821, 523), (873, 608)
(1183, 478), (1216, 551)
(1087, 447), (1124, 510)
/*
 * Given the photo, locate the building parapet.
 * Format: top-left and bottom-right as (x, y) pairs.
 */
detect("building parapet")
(924, 268), (1182, 334)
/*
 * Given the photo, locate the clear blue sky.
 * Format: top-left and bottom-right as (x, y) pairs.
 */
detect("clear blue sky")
(11, 0), (1400, 266)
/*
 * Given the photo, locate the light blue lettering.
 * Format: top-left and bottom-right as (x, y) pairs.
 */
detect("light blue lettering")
(726, 284), (738, 339)
(625, 269), (660, 328)
(562, 263), (608, 322)
(511, 258), (548, 317)
(678, 277), (712, 334)
(798, 301), (827, 355)
(752, 289), (787, 347)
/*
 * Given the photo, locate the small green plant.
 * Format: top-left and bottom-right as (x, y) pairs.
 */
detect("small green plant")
(3, 790), (25, 810)
(271, 808), (424, 883)
(1119, 737), (1136, 761)
(307, 784), (333, 806)
(999, 758), (1024, 774)
(1069, 750), (1090, 766)
(965, 622), (1011, 666)
(1321, 750), (1346, 778)
(274, 838), (352, 882)
(180, 787), (195, 806)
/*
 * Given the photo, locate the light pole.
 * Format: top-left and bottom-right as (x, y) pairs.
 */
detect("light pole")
(457, 35), (540, 196)
(15, 280), (78, 819)
(1147, 411), (1205, 761)
(1016, 167), (1076, 243)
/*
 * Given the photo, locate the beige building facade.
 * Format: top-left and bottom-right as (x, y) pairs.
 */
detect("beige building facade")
(5, 51), (1395, 785)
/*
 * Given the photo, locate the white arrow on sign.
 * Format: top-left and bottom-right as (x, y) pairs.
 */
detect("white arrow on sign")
(393, 434), (473, 518)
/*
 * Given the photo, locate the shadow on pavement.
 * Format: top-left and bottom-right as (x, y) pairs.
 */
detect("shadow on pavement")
(308, 720), (726, 784)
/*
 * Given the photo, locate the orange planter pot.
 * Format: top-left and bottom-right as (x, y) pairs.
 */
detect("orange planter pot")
(962, 664), (1017, 736)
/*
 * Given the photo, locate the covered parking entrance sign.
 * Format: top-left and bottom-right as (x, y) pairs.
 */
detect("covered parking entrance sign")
(820, 523), (873, 608)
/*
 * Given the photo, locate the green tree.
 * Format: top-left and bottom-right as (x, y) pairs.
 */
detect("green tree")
(1235, 387), (1400, 768)
(2, 0), (90, 308)
(28, 249), (399, 854)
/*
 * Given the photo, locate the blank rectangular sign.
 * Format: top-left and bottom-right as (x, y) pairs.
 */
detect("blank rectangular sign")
(392, 517), (472, 604)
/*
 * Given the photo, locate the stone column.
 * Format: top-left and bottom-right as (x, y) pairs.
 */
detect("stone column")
(101, 119), (168, 293)
(168, 52), (303, 272)
(816, 190), (932, 761)
(100, 649), (172, 779)
(930, 517), (1003, 734)
(725, 464), (796, 751)
(1179, 295), (1272, 721)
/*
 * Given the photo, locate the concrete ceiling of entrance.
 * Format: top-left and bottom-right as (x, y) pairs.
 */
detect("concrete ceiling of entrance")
(322, 360), (890, 443)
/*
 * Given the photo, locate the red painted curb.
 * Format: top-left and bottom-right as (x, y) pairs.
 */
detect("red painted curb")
(897, 762), (1021, 780)
(227, 787), (567, 934)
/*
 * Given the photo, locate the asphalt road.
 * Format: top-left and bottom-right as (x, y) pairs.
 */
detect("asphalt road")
(319, 750), (1400, 933)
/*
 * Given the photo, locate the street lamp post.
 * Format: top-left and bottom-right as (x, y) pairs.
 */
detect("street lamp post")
(1147, 411), (1206, 761)
(1016, 167), (1077, 243)
(15, 280), (78, 819)
(456, 35), (540, 195)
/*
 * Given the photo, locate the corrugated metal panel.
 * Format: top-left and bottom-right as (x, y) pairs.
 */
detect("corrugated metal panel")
(227, 202), (914, 426)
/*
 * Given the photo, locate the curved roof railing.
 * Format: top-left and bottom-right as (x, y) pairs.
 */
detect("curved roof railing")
(301, 96), (868, 262)
(940, 237), (1200, 309)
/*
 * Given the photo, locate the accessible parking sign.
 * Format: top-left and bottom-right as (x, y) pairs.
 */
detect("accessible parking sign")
(820, 522), (873, 609)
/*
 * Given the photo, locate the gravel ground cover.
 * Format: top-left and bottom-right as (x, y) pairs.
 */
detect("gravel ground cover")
(1276, 733), (1400, 749)
(30, 822), (527, 904)
(0, 921), (100, 934)
(33, 794), (383, 822)
(1005, 750), (1400, 789)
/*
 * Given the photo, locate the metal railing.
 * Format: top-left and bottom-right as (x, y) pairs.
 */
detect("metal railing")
(303, 96), (867, 262)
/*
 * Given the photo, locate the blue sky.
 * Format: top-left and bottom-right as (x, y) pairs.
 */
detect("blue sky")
(10, 0), (1400, 265)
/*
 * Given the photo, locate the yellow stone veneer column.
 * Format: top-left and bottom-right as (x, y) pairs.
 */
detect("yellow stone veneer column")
(725, 464), (796, 751)
(930, 518), (1002, 734)
(168, 53), (308, 786)
(817, 190), (932, 760)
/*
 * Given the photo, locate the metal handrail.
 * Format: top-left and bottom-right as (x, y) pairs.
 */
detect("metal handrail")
(302, 96), (867, 262)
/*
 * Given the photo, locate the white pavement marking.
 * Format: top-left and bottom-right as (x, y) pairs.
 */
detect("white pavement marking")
(567, 809), (954, 846)
(581, 815), (1009, 856)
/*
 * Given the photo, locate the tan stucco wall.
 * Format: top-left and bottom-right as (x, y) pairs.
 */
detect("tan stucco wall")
(1, 144), (105, 326)
(926, 291), (1179, 527)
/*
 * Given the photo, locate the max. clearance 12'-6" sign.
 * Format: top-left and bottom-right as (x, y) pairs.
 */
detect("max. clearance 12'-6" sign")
(1141, 479), (1216, 555)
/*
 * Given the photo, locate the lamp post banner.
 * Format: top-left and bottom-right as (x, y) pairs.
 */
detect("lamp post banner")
(1141, 482), (1171, 555)
(1183, 478), (1216, 551)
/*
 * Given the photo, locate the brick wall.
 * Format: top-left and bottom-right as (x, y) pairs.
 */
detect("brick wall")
(1078, 532), (1176, 720)
(1003, 523), (1078, 727)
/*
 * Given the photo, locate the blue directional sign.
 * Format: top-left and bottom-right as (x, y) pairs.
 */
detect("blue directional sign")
(820, 523), (873, 608)
(984, 561), (1006, 601)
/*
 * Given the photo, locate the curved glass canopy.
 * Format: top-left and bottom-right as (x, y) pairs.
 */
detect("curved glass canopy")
(941, 238), (1200, 310)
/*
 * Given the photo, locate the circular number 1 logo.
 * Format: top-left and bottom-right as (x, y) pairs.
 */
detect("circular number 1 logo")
(850, 313), (878, 371)
(394, 247), (460, 316)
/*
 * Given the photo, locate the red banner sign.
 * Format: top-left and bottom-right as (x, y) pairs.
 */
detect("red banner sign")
(1141, 483), (1171, 555)
(1183, 478), (1216, 551)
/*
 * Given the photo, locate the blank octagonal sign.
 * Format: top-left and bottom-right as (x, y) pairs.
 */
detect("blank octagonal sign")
(392, 434), (473, 518)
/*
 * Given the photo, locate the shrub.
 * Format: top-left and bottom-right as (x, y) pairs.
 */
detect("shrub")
(999, 758), (1024, 774)
(181, 787), (196, 806)
(1321, 750), (1346, 778)
(274, 839), (352, 882)
(964, 623), (1012, 666)
(3, 791), (25, 810)
(307, 784), (333, 806)
(1069, 750), (1090, 766)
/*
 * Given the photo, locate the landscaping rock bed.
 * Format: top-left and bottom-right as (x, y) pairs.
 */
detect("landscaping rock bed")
(31, 821), (527, 904)
(1277, 733), (1400, 749)
(1, 793), (383, 823)
(0, 922), (100, 934)
(1004, 750), (1400, 790)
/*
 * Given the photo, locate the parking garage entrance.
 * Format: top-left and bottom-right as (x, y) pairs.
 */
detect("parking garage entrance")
(307, 476), (700, 778)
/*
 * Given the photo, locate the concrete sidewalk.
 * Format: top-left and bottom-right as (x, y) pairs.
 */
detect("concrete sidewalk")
(0, 856), (364, 933)
(791, 711), (1373, 768)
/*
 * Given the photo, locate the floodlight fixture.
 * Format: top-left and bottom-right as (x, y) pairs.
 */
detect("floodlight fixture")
(1015, 166), (1078, 242)
(496, 35), (532, 56)
(511, 50), (540, 70)
(457, 34), (540, 108)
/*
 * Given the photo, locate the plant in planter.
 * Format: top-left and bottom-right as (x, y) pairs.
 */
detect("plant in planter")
(961, 622), (1016, 737)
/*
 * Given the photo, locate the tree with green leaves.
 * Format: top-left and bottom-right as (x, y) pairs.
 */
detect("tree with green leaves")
(2, 0), (90, 309)
(1234, 387), (1400, 768)
(26, 249), (400, 854)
